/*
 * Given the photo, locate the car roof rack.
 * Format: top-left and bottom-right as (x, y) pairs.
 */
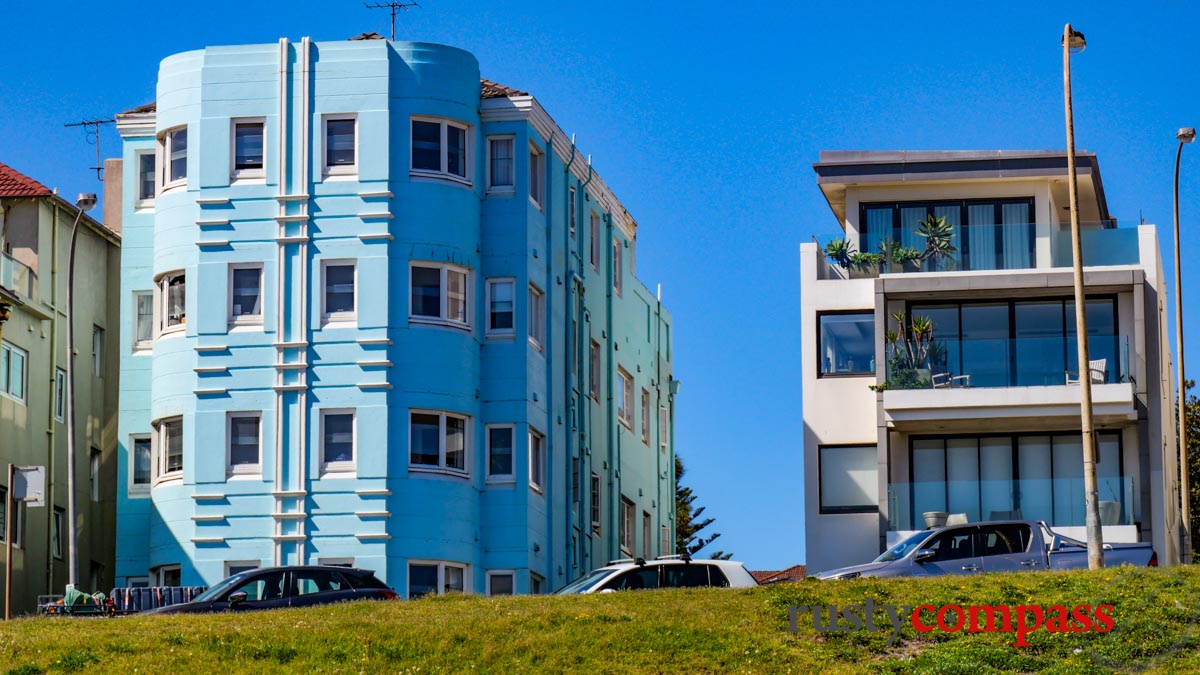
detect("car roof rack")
(606, 557), (647, 566)
(654, 553), (692, 563)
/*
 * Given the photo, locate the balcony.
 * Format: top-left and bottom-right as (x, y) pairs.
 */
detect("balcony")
(0, 251), (36, 302)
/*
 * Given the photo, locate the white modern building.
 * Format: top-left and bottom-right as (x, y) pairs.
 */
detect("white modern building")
(801, 150), (1181, 573)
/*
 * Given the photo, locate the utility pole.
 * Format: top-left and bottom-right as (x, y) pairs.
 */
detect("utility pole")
(64, 119), (114, 181)
(364, 1), (420, 41)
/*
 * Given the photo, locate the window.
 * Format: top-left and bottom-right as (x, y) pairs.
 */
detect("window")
(410, 410), (468, 474)
(411, 118), (469, 181)
(617, 369), (634, 428)
(0, 490), (25, 548)
(572, 319), (580, 379)
(154, 416), (183, 480)
(92, 326), (104, 377)
(133, 291), (154, 350)
(229, 264), (263, 325)
(317, 558), (355, 568)
(408, 561), (466, 599)
(155, 565), (181, 587)
(620, 497), (635, 554)
(410, 263), (469, 327)
(232, 119), (265, 178)
(818, 312), (875, 377)
(486, 424), (514, 480)
(52, 508), (64, 559)
(295, 569), (348, 596)
(818, 445), (878, 514)
(590, 473), (601, 532)
(227, 413), (261, 475)
(320, 410), (355, 472)
(641, 389), (651, 444)
(323, 115), (357, 176)
(90, 448), (102, 502)
(859, 198), (1035, 272)
(322, 261), (356, 323)
(530, 573), (545, 595)
(487, 136), (514, 191)
(612, 238), (623, 296)
(156, 271), (186, 335)
(659, 406), (669, 454)
(590, 213), (601, 270)
(136, 151), (156, 206)
(0, 341), (28, 403)
(569, 186), (577, 238)
(225, 561), (260, 578)
(131, 436), (151, 489)
(529, 144), (545, 207)
(487, 571), (514, 596)
(163, 127), (187, 186)
(528, 285), (545, 350)
(661, 525), (671, 556)
(643, 511), (652, 558)
(529, 428), (546, 491)
(486, 279), (514, 336)
(54, 368), (66, 422)
(589, 340), (601, 401)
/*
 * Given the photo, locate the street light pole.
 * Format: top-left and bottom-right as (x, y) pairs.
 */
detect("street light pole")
(1174, 126), (1196, 563)
(65, 193), (96, 588)
(1063, 23), (1104, 570)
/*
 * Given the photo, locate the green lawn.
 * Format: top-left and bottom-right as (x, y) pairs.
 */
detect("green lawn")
(3, 566), (1200, 673)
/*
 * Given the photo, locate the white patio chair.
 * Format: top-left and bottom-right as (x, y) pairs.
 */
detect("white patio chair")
(1066, 358), (1107, 385)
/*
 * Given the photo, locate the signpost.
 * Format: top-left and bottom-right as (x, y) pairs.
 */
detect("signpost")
(5, 465), (46, 620)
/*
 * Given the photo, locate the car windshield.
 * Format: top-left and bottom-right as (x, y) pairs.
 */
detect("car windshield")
(191, 572), (253, 603)
(553, 568), (615, 594)
(874, 532), (932, 562)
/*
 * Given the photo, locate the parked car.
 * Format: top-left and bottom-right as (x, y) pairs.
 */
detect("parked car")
(554, 555), (758, 594)
(815, 520), (1157, 580)
(142, 566), (398, 614)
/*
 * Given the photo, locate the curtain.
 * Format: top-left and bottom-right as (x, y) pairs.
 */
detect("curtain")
(1002, 203), (1032, 269)
(900, 207), (925, 252)
(933, 205), (961, 270)
(967, 205), (996, 270)
(864, 207), (891, 254)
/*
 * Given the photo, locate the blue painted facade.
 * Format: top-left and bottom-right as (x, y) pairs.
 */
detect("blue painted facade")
(114, 37), (676, 595)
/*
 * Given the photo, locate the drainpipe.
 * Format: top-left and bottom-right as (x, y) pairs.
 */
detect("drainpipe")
(45, 204), (62, 592)
(655, 284), (663, 554)
(561, 135), (577, 576)
(542, 131), (555, 585)
(604, 210), (617, 555)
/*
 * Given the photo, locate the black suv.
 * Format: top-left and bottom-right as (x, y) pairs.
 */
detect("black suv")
(144, 565), (397, 614)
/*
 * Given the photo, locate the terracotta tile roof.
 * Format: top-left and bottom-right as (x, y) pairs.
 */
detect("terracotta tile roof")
(0, 162), (53, 198)
(120, 102), (157, 115)
(481, 78), (527, 99)
(750, 565), (807, 584)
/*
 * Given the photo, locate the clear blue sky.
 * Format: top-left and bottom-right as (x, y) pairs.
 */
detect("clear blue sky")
(2, 1), (1199, 569)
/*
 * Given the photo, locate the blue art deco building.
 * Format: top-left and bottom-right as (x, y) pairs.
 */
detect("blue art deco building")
(112, 35), (676, 596)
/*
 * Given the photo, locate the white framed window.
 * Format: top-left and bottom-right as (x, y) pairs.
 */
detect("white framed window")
(410, 410), (469, 475)
(90, 447), (101, 501)
(320, 409), (356, 474)
(155, 271), (186, 337)
(408, 560), (467, 599)
(323, 114), (357, 177)
(155, 565), (181, 587)
(227, 412), (262, 476)
(487, 136), (514, 192)
(528, 427), (545, 492)
(617, 368), (633, 429)
(152, 416), (183, 483)
(224, 561), (260, 577)
(590, 213), (601, 270)
(410, 262), (470, 328)
(643, 511), (652, 558)
(54, 368), (66, 422)
(0, 341), (28, 404)
(161, 127), (187, 190)
(528, 143), (545, 208)
(229, 264), (263, 326)
(321, 260), (356, 325)
(486, 570), (515, 596)
(486, 424), (514, 481)
(660, 406), (669, 454)
(641, 388), (651, 444)
(135, 150), (156, 207)
(569, 185), (577, 238)
(133, 291), (154, 351)
(485, 278), (514, 337)
(92, 326), (104, 378)
(620, 497), (635, 554)
(589, 340), (601, 401)
(52, 507), (64, 559)
(612, 238), (623, 296)
(231, 118), (265, 180)
(528, 284), (545, 351)
(411, 117), (470, 183)
(130, 435), (151, 492)
(590, 473), (601, 532)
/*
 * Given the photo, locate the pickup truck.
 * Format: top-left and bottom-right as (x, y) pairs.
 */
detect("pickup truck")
(815, 520), (1157, 580)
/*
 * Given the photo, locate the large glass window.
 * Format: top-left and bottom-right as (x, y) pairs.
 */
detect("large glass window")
(411, 119), (469, 181)
(819, 445), (878, 513)
(410, 411), (468, 474)
(410, 263), (469, 327)
(860, 198), (1033, 272)
(818, 312), (874, 376)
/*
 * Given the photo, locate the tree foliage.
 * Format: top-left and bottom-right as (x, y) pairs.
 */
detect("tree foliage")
(1183, 380), (1200, 547)
(675, 456), (732, 559)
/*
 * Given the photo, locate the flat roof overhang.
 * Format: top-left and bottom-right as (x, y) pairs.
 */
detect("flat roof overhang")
(883, 382), (1136, 432)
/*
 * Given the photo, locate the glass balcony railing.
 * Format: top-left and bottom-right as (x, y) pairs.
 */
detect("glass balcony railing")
(886, 476), (1135, 532)
(883, 335), (1129, 390)
(0, 251), (36, 302)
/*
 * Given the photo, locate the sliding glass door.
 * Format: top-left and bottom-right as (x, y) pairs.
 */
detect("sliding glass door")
(860, 198), (1034, 271)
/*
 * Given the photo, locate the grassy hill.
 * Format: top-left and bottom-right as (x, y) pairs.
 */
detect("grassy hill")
(3, 566), (1200, 673)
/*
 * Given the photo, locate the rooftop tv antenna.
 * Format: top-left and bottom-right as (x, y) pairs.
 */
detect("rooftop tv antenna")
(64, 118), (115, 181)
(364, 1), (420, 41)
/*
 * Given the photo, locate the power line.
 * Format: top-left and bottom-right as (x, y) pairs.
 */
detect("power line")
(364, 1), (420, 41)
(64, 118), (114, 181)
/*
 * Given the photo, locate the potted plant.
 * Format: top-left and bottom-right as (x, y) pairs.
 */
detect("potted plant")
(915, 214), (958, 271)
(823, 237), (855, 269)
(847, 251), (883, 279)
(878, 239), (924, 273)
(870, 313), (936, 391)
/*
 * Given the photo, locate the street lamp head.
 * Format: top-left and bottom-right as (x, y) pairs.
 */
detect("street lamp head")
(1179, 128), (1197, 144)
(1063, 27), (1087, 53)
(75, 193), (97, 212)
